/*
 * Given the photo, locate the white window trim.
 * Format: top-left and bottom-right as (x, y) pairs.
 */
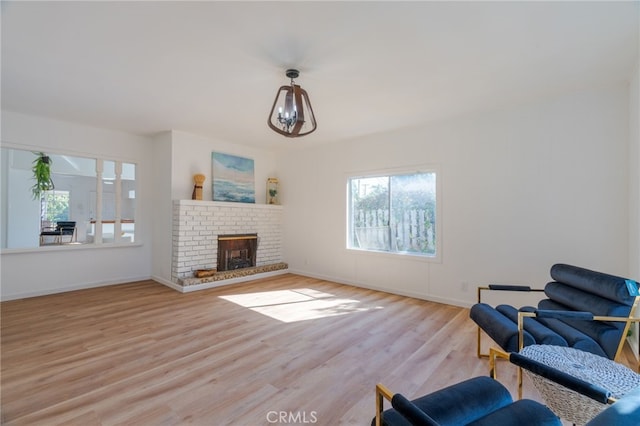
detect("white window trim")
(0, 144), (139, 251)
(345, 164), (442, 263)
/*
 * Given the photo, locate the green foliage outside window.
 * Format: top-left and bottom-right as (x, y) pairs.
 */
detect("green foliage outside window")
(42, 191), (70, 222)
(349, 172), (437, 256)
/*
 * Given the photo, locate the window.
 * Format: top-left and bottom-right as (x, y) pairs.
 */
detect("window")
(0, 147), (137, 249)
(42, 190), (70, 224)
(347, 169), (438, 258)
(91, 160), (136, 244)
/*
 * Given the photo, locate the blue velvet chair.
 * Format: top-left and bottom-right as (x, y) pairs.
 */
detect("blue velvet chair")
(586, 385), (640, 426)
(373, 375), (640, 426)
(373, 376), (561, 426)
(470, 264), (640, 362)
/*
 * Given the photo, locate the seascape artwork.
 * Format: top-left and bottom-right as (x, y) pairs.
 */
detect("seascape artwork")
(212, 152), (255, 203)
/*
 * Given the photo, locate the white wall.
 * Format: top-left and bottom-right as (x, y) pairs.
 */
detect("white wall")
(150, 130), (279, 285)
(628, 59), (640, 357)
(0, 150), (7, 248)
(279, 86), (631, 307)
(150, 131), (174, 286)
(2, 150), (39, 247)
(629, 59), (640, 283)
(0, 111), (154, 300)
(168, 130), (278, 203)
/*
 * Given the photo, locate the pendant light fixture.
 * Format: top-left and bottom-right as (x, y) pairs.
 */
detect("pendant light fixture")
(267, 69), (317, 137)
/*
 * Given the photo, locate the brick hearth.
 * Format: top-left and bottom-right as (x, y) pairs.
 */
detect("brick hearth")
(180, 262), (288, 286)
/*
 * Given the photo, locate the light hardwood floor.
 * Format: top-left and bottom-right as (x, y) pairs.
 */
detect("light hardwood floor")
(1, 274), (637, 425)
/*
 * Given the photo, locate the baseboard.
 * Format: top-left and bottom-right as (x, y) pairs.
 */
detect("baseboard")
(287, 268), (472, 309)
(0, 275), (152, 301)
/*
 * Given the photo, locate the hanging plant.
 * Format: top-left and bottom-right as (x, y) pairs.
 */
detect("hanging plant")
(31, 152), (55, 199)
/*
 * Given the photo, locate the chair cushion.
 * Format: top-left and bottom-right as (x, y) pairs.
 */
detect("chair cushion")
(544, 282), (633, 317)
(495, 305), (568, 347)
(470, 303), (535, 352)
(378, 377), (561, 426)
(376, 377), (514, 425)
(538, 300), (618, 359)
(466, 399), (561, 426)
(410, 377), (513, 425)
(550, 264), (636, 306)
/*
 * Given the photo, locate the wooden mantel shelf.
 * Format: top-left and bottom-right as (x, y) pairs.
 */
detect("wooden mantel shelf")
(174, 199), (283, 209)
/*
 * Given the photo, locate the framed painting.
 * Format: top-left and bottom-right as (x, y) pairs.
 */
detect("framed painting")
(212, 152), (255, 203)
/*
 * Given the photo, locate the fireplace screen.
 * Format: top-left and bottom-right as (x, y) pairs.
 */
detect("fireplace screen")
(217, 234), (258, 272)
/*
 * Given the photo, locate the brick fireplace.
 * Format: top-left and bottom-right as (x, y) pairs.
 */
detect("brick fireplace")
(172, 200), (285, 286)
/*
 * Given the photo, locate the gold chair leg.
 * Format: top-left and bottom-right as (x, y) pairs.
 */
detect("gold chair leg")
(489, 347), (509, 379)
(517, 362), (523, 400)
(477, 326), (493, 358)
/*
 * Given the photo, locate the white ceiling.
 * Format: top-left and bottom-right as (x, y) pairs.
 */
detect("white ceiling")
(2, 1), (639, 150)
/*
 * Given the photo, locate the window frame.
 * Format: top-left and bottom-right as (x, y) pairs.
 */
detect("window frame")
(346, 165), (442, 263)
(0, 145), (139, 251)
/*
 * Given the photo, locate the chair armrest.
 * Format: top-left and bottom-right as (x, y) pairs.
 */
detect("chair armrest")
(534, 309), (595, 320)
(521, 309), (640, 324)
(489, 284), (533, 291)
(391, 393), (440, 426)
(477, 285), (544, 303)
(375, 384), (439, 426)
(509, 352), (612, 404)
(375, 383), (392, 426)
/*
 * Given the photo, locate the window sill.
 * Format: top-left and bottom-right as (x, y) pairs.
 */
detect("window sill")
(345, 247), (441, 263)
(1, 242), (143, 255)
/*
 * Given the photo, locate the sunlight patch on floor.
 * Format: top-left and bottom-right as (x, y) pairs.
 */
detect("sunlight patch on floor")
(220, 288), (382, 323)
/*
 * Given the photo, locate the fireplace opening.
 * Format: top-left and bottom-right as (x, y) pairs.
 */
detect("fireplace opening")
(217, 234), (258, 272)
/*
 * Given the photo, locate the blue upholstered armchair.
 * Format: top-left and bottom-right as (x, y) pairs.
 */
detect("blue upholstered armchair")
(586, 385), (640, 426)
(373, 375), (640, 426)
(373, 376), (561, 426)
(470, 264), (640, 363)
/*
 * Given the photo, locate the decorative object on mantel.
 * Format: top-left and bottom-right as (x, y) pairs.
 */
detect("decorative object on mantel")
(267, 177), (279, 205)
(192, 174), (205, 200)
(31, 152), (55, 199)
(212, 152), (255, 203)
(267, 69), (317, 138)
